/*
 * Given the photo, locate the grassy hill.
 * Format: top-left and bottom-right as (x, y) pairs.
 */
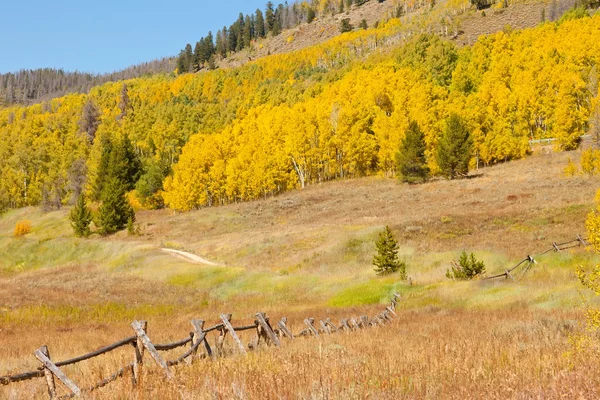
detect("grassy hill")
(2, 142), (600, 398)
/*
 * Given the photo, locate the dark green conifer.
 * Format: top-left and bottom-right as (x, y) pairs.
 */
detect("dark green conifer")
(373, 226), (407, 278)
(396, 120), (430, 183)
(98, 178), (134, 235)
(436, 113), (473, 179)
(69, 193), (92, 237)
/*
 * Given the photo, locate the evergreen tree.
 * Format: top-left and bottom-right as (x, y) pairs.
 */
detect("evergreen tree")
(106, 134), (142, 191)
(266, 2), (276, 33)
(194, 40), (204, 70)
(446, 251), (486, 280)
(359, 19), (368, 29)
(70, 193), (92, 237)
(340, 18), (353, 33)
(255, 9), (266, 38)
(436, 113), (473, 179)
(306, 7), (316, 23)
(243, 15), (253, 48)
(92, 133), (113, 201)
(396, 120), (430, 183)
(373, 226), (406, 278)
(98, 177), (135, 235)
(216, 27), (228, 57)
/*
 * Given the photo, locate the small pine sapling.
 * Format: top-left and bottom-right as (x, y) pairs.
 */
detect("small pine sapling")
(373, 226), (407, 278)
(446, 251), (486, 280)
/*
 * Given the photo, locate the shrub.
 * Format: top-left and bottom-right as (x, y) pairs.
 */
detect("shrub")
(563, 157), (579, 177)
(14, 220), (32, 237)
(446, 251), (486, 280)
(340, 18), (353, 33)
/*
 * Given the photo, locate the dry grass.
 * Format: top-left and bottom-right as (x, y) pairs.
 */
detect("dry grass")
(1, 148), (600, 397)
(2, 309), (598, 399)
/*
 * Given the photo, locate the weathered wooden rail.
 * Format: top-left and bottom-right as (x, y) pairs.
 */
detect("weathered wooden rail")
(0, 294), (401, 399)
(484, 235), (589, 281)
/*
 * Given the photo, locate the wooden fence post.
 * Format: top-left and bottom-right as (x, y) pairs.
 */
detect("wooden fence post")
(132, 320), (146, 388)
(221, 314), (247, 355)
(217, 314), (231, 355)
(37, 346), (57, 399)
(319, 320), (330, 334)
(189, 320), (205, 363)
(304, 318), (319, 336)
(131, 320), (174, 380)
(34, 346), (81, 398)
(277, 317), (294, 340)
(386, 306), (397, 317)
(256, 312), (281, 347)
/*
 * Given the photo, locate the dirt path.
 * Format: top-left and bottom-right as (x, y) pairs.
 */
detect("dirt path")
(162, 248), (223, 266)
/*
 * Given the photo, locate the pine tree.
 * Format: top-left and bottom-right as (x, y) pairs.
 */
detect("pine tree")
(98, 177), (135, 235)
(106, 134), (142, 191)
(436, 113), (473, 179)
(92, 133), (113, 201)
(446, 251), (486, 280)
(266, 2), (276, 33)
(255, 9), (266, 38)
(396, 120), (430, 183)
(70, 193), (92, 237)
(373, 226), (406, 278)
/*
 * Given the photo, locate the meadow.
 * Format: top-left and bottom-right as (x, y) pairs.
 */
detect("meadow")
(1, 146), (600, 398)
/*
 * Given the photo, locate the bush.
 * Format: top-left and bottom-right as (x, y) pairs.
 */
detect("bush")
(446, 251), (486, 280)
(340, 18), (353, 33)
(14, 220), (32, 237)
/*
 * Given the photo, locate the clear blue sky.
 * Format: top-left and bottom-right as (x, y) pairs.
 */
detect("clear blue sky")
(0, 0), (268, 74)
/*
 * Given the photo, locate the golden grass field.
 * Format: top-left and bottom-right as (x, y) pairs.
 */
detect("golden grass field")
(2, 145), (600, 398)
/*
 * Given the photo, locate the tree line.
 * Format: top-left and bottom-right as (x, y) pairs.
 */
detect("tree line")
(0, 59), (175, 107)
(176, 0), (380, 73)
(0, 7), (597, 219)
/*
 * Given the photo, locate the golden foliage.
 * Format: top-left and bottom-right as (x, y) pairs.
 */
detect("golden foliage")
(1, 13), (600, 212)
(13, 220), (32, 237)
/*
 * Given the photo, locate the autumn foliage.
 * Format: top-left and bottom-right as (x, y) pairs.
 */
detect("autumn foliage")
(0, 12), (599, 212)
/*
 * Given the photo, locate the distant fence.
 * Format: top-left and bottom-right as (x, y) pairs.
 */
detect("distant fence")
(0, 295), (401, 399)
(484, 235), (589, 281)
(528, 134), (591, 146)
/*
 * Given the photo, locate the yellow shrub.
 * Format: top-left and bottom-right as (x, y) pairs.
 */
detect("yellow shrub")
(563, 157), (579, 177)
(581, 149), (600, 175)
(14, 220), (32, 237)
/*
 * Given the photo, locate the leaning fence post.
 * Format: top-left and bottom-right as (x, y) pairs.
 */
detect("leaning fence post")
(37, 346), (57, 399)
(131, 320), (174, 380)
(34, 346), (81, 398)
(221, 314), (247, 355)
(277, 317), (294, 340)
(256, 312), (281, 347)
(189, 320), (204, 363)
(304, 318), (320, 336)
(216, 314), (231, 355)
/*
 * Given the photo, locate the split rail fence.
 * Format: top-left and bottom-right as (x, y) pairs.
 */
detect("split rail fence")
(484, 235), (589, 281)
(0, 295), (401, 399)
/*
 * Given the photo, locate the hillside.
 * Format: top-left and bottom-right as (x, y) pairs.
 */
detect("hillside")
(0, 5), (598, 215)
(2, 146), (600, 398)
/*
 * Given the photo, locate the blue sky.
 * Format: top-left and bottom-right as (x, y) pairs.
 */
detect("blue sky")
(0, 0), (269, 74)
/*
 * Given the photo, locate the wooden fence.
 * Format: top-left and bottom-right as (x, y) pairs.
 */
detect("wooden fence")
(0, 295), (401, 399)
(484, 235), (589, 281)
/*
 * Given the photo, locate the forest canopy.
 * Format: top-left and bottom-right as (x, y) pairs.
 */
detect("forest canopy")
(0, 10), (598, 213)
